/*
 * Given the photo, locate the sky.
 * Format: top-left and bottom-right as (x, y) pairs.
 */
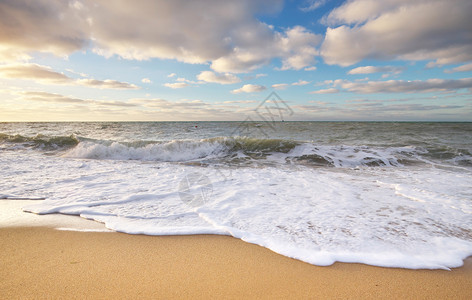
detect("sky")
(0, 0), (471, 122)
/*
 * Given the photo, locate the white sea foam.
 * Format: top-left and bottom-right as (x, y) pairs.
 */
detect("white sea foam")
(61, 137), (437, 168)
(2, 122), (471, 269)
(63, 139), (228, 162)
(1, 148), (470, 269)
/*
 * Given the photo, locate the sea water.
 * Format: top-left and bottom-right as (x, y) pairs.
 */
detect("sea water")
(1, 121), (471, 269)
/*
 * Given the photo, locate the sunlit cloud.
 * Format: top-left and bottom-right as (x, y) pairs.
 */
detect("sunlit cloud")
(292, 80), (310, 86)
(304, 66), (317, 71)
(196, 71), (241, 85)
(163, 82), (189, 89)
(0, 0), (323, 73)
(299, 0), (329, 12)
(310, 88), (339, 94)
(231, 84), (267, 94)
(0, 0), (89, 63)
(0, 0), (470, 122)
(0, 63), (139, 89)
(444, 63), (472, 74)
(272, 83), (289, 90)
(77, 79), (139, 90)
(321, 0), (472, 66)
(0, 63), (69, 83)
(348, 66), (405, 75)
(337, 78), (472, 94)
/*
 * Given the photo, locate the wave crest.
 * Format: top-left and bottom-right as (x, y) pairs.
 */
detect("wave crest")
(0, 133), (79, 150)
(2, 132), (470, 167)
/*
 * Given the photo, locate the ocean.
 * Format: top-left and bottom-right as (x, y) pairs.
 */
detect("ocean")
(1, 121), (471, 269)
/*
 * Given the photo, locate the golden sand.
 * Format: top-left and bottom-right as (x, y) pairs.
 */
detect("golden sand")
(1, 227), (471, 299)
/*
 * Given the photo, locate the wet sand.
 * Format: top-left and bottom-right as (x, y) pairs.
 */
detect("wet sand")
(1, 227), (471, 299)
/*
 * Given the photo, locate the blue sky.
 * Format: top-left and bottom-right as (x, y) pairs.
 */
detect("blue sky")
(0, 0), (471, 121)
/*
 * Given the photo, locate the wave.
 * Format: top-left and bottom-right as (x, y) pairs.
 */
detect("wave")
(0, 133), (79, 150)
(63, 137), (471, 167)
(2, 132), (470, 167)
(63, 137), (299, 162)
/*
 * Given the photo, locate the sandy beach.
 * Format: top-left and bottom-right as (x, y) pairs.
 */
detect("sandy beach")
(1, 227), (471, 299)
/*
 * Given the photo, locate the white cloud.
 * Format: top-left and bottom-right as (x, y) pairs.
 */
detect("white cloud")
(0, 63), (139, 89)
(167, 73), (176, 78)
(272, 83), (289, 90)
(231, 84), (266, 94)
(310, 88), (339, 94)
(339, 78), (472, 93)
(0, 0), (90, 62)
(292, 80), (310, 86)
(163, 82), (189, 89)
(304, 66), (317, 71)
(445, 63), (472, 73)
(348, 66), (405, 75)
(66, 69), (88, 78)
(86, 0), (283, 65)
(141, 78), (152, 83)
(4, 90), (264, 121)
(277, 26), (321, 71)
(0, 0), (322, 73)
(221, 100), (257, 104)
(243, 73), (268, 80)
(75, 79), (139, 90)
(321, 0), (472, 66)
(300, 0), (328, 12)
(22, 91), (85, 104)
(21, 91), (138, 107)
(0, 63), (69, 83)
(211, 25), (321, 73)
(197, 71), (241, 84)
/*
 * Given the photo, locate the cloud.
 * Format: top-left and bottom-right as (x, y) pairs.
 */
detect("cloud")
(22, 91), (85, 104)
(66, 69), (89, 78)
(141, 78), (152, 83)
(210, 25), (321, 73)
(348, 66), (405, 75)
(0, 63), (138, 89)
(3, 88), (470, 122)
(0, 1), (322, 73)
(221, 100), (257, 104)
(272, 83), (289, 90)
(75, 79), (139, 90)
(0, 63), (70, 83)
(167, 73), (176, 78)
(310, 88), (339, 94)
(196, 71), (241, 84)
(276, 26), (321, 71)
(339, 78), (472, 93)
(176, 77), (198, 84)
(231, 84), (266, 94)
(292, 79), (310, 86)
(300, 0), (329, 12)
(87, 0), (282, 65)
(163, 82), (189, 89)
(321, 0), (472, 66)
(445, 63), (472, 73)
(0, 0), (90, 62)
(243, 73), (267, 80)
(304, 66), (317, 71)
(21, 91), (138, 107)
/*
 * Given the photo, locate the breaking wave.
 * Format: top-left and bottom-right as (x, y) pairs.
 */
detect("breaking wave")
(1, 132), (470, 167)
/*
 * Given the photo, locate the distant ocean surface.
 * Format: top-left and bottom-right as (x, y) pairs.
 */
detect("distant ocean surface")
(1, 121), (471, 269)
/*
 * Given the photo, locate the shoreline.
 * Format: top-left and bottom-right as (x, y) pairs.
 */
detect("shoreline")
(1, 227), (471, 299)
